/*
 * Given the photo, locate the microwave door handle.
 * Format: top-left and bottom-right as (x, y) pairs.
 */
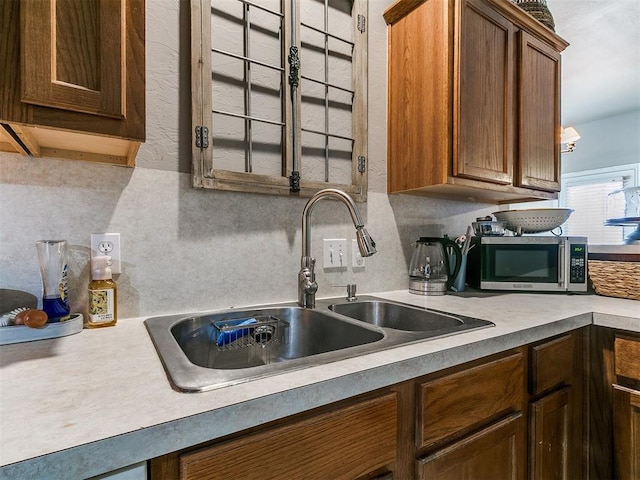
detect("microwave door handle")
(558, 242), (566, 288)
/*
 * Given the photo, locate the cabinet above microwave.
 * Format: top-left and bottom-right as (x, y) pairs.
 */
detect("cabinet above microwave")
(384, 0), (568, 204)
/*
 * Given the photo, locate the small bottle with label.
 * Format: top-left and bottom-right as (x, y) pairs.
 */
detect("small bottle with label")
(87, 255), (117, 328)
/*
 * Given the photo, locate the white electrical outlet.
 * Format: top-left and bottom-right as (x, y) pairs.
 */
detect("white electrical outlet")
(322, 239), (347, 268)
(91, 233), (121, 274)
(352, 239), (365, 268)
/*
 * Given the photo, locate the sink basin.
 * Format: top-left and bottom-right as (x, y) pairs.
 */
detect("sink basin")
(145, 297), (494, 392)
(329, 300), (463, 331)
(145, 306), (384, 392)
(170, 307), (383, 370)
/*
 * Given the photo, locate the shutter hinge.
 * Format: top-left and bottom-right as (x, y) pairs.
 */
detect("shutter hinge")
(195, 125), (209, 148)
(288, 46), (300, 88)
(289, 170), (300, 192)
(358, 155), (366, 174)
(357, 14), (366, 33)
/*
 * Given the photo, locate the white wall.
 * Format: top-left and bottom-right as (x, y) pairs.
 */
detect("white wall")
(561, 109), (640, 174)
(0, 0), (496, 319)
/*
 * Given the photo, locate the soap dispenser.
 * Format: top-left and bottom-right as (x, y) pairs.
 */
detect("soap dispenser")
(87, 255), (117, 328)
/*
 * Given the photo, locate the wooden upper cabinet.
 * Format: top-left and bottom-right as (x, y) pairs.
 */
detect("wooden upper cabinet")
(384, 0), (568, 204)
(455, 0), (513, 186)
(22, 0), (124, 119)
(0, 0), (145, 166)
(518, 31), (561, 191)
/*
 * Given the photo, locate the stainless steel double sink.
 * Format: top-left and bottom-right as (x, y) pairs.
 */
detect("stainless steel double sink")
(144, 296), (494, 392)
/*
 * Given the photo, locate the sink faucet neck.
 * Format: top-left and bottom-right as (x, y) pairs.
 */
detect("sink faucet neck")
(301, 188), (364, 258)
(298, 189), (376, 308)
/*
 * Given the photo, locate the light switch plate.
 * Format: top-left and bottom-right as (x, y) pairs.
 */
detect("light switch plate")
(323, 239), (347, 268)
(91, 233), (121, 274)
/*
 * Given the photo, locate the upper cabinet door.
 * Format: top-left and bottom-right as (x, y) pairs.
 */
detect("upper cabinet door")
(21, 0), (124, 119)
(517, 30), (561, 192)
(454, 0), (513, 185)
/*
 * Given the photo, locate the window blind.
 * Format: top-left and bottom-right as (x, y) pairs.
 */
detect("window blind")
(564, 178), (628, 243)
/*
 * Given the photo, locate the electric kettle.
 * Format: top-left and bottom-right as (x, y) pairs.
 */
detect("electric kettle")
(409, 237), (462, 295)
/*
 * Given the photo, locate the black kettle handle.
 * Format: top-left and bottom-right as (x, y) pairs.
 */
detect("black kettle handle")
(440, 237), (462, 290)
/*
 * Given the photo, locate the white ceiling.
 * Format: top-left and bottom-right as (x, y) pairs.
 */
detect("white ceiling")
(548, 0), (640, 126)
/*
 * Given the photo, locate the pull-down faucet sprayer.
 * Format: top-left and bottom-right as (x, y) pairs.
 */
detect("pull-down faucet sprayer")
(298, 189), (377, 308)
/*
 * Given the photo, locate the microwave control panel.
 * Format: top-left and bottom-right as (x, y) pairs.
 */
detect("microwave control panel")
(569, 244), (587, 283)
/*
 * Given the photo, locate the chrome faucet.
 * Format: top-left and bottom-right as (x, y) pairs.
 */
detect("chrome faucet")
(298, 189), (377, 308)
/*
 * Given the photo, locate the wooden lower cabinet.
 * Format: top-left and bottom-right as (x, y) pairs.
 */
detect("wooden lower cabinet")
(417, 413), (525, 480)
(612, 333), (640, 480)
(613, 386), (640, 480)
(528, 332), (583, 480)
(151, 331), (591, 479)
(530, 387), (573, 480)
(417, 350), (524, 449)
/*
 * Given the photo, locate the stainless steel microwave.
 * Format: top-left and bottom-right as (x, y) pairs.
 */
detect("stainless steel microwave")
(466, 236), (588, 292)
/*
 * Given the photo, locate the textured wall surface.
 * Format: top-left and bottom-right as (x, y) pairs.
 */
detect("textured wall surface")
(0, 0), (495, 319)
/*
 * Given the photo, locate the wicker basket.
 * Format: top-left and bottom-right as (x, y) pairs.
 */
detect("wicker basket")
(588, 260), (640, 300)
(514, 0), (555, 31)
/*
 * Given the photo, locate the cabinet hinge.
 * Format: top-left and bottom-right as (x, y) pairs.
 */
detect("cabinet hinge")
(358, 155), (366, 174)
(357, 15), (366, 34)
(195, 125), (209, 148)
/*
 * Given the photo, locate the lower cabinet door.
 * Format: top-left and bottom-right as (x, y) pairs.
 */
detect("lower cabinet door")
(529, 387), (578, 480)
(416, 413), (525, 480)
(613, 385), (640, 480)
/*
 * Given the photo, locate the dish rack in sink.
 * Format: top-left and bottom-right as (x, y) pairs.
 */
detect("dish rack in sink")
(210, 315), (289, 367)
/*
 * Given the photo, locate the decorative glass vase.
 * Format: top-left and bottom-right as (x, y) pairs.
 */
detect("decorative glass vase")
(36, 240), (71, 322)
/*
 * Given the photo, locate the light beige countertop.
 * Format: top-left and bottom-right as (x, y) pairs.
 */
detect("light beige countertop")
(0, 291), (638, 479)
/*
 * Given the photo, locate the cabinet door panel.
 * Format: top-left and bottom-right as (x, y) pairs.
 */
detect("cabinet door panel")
(530, 387), (577, 480)
(454, 0), (513, 185)
(180, 393), (398, 480)
(417, 413), (525, 480)
(517, 30), (560, 191)
(613, 385), (640, 480)
(21, 0), (124, 118)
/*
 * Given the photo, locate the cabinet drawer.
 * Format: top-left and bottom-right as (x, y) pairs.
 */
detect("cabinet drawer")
(179, 393), (397, 480)
(417, 349), (524, 448)
(615, 336), (640, 381)
(530, 333), (575, 395)
(416, 413), (526, 480)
